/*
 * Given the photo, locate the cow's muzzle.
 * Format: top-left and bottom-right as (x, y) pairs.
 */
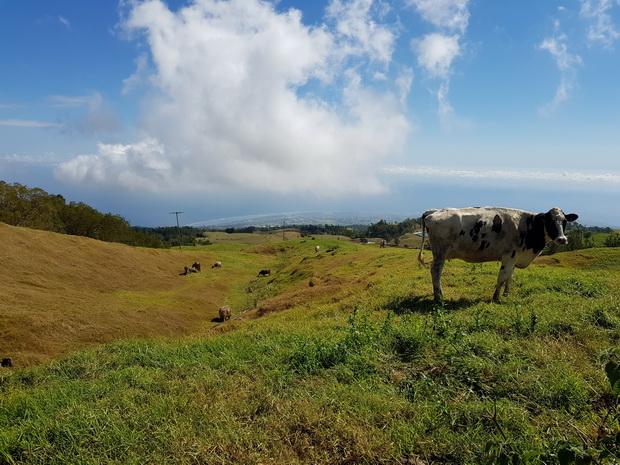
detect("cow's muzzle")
(556, 236), (568, 245)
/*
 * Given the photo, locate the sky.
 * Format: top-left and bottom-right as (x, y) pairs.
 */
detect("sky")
(1, 0), (620, 227)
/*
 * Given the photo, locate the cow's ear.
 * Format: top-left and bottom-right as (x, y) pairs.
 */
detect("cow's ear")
(565, 213), (578, 222)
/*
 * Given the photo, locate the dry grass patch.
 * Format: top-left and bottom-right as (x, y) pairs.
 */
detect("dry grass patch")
(0, 223), (270, 366)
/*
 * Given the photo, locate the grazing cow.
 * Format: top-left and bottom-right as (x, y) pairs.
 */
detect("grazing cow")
(181, 265), (197, 275)
(218, 305), (232, 321)
(1, 357), (12, 368)
(192, 262), (201, 272)
(257, 269), (271, 277)
(418, 207), (578, 302)
(211, 261), (222, 269)
(315, 245), (320, 252)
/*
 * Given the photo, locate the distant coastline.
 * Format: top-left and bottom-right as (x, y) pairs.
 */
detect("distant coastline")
(188, 211), (418, 228)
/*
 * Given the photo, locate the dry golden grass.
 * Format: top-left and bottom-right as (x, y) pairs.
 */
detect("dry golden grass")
(0, 222), (266, 366)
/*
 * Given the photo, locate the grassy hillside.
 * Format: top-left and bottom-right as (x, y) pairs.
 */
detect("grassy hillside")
(0, 222), (275, 366)
(1, 223), (619, 464)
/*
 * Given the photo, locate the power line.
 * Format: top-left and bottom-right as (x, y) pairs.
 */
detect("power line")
(170, 211), (183, 250)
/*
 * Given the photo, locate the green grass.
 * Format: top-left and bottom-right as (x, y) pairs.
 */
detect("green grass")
(1, 242), (620, 464)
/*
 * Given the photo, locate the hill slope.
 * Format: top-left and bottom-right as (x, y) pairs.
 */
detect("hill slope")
(1, 223), (620, 463)
(0, 222), (269, 366)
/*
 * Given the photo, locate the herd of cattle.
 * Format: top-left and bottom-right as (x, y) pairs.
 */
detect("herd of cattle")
(175, 206), (578, 327)
(179, 259), (274, 323)
(0, 207), (579, 369)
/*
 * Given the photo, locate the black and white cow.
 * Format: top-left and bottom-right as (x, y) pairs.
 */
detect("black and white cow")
(418, 207), (578, 302)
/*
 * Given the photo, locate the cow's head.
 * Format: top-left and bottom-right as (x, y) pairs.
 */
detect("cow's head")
(544, 207), (579, 245)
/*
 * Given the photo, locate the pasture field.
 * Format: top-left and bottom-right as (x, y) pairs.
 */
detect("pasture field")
(199, 228), (353, 245)
(1, 222), (619, 464)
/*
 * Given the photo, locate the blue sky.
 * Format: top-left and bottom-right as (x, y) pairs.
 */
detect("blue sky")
(1, 0), (619, 227)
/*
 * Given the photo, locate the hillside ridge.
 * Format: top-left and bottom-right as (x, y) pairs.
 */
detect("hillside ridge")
(0, 222), (251, 366)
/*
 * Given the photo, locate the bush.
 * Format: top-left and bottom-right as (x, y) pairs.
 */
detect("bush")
(604, 233), (620, 248)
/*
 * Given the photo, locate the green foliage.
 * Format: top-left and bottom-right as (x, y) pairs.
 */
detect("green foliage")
(545, 228), (595, 254)
(133, 225), (207, 247)
(601, 348), (620, 396)
(366, 217), (421, 242)
(604, 233), (620, 247)
(0, 181), (65, 231)
(0, 181), (165, 247)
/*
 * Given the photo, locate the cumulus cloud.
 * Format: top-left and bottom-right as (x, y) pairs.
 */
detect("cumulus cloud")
(406, 0), (470, 33)
(411, 33), (460, 79)
(58, 0), (410, 196)
(580, 0), (620, 48)
(326, 0), (396, 64)
(56, 140), (172, 190)
(538, 34), (582, 115)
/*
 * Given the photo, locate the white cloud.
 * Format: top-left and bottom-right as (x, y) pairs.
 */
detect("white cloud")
(383, 165), (620, 184)
(395, 67), (414, 105)
(538, 34), (582, 115)
(406, 0), (470, 33)
(326, 0), (396, 64)
(539, 36), (583, 71)
(2, 152), (62, 165)
(59, 15), (70, 29)
(580, 0), (620, 48)
(411, 33), (460, 79)
(0, 119), (62, 128)
(408, 0), (470, 124)
(58, 0), (411, 196)
(56, 140), (172, 190)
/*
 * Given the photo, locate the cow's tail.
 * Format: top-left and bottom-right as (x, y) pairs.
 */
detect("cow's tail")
(417, 210), (435, 266)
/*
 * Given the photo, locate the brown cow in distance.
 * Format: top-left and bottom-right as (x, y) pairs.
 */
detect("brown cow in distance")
(218, 305), (232, 321)
(257, 269), (271, 277)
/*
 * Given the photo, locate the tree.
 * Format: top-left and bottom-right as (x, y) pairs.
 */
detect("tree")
(605, 233), (620, 247)
(0, 181), (166, 248)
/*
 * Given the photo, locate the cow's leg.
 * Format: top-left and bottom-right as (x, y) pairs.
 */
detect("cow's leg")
(494, 259), (516, 301)
(503, 267), (515, 297)
(430, 253), (446, 301)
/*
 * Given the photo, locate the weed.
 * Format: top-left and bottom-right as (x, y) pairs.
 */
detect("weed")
(511, 307), (539, 336)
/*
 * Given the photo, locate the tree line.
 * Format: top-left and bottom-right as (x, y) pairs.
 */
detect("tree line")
(133, 226), (209, 248)
(3, 181), (616, 251)
(0, 181), (165, 248)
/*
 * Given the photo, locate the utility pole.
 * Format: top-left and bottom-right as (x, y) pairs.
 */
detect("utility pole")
(170, 211), (183, 250)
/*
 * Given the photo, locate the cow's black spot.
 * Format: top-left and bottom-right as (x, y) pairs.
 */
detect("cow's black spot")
(500, 265), (505, 270)
(472, 235), (479, 242)
(524, 213), (547, 253)
(459, 230), (465, 236)
(472, 220), (484, 235)
(478, 240), (487, 251)
(511, 250), (516, 258)
(492, 214), (502, 233)
(544, 212), (559, 240)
